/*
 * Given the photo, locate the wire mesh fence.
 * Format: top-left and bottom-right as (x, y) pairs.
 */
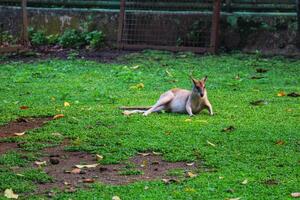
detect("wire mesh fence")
(118, 0), (220, 53)
(0, 0), (28, 53)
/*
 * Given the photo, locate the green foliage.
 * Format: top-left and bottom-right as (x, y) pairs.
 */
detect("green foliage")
(58, 29), (85, 48)
(30, 30), (48, 46)
(46, 34), (60, 45)
(0, 31), (16, 44)
(85, 30), (105, 48)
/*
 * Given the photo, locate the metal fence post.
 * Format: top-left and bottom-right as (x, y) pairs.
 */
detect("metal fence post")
(210, 0), (221, 53)
(296, 0), (300, 48)
(22, 0), (29, 47)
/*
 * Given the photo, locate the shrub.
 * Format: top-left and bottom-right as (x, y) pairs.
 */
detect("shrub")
(30, 30), (48, 46)
(85, 30), (105, 48)
(46, 34), (60, 45)
(58, 29), (85, 48)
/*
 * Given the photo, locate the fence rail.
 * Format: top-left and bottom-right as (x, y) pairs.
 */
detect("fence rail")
(0, 0), (297, 12)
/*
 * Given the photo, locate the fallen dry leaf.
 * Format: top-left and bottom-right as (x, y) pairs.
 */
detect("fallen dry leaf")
(277, 91), (286, 97)
(152, 151), (162, 155)
(71, 168), (81, 174)
(162, 178), (179, 184)
(130, 83), (144, 90)
(219, 176), (224, 179)
(75, 164), (98, 169)
(19, 106), (29, 110)
(35, 161), (47, 166)
(138, 152), (150, 157)
(53, 114), (64, 120)
(251, 75), (264, 79)
(256, 68), (268, 73)
(221, 126), (235, 132)
(52, 132), (62, 137)
(207, 140), (216, 147)
(131, 65), (139, 69)
(227, 198), (241, 200)
(250, 100), (268, 106)
(13, 132), (25, 136)
(287, 92), (300, 97)
(186, 162), (194, 166)
(112, 196), (121, 200)
(291, 192), (300, 198)
(242, 179), (248, 185)
(185, 119), (192, 122)
(96, 154), (103, 161)
(4, 188), (19, 199)
(83, 178), (95, 183)
(187, 172), (197, 178)
(64, 102), (70, 107)
(275, 140), (285, 145)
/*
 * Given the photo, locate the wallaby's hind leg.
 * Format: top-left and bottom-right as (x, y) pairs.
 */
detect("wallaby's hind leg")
(143, 91), (174, 116)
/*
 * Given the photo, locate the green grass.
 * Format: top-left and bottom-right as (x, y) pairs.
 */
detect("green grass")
(0, 51), (299, 199)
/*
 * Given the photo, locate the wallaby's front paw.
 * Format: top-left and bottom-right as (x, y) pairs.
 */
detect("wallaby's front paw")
(189, 114), (194, 117)
(210, 112), (214, 116)
(143, 112), (149, 116)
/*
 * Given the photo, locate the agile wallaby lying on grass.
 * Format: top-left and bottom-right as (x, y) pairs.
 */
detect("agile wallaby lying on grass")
(121, 76), (213, 117)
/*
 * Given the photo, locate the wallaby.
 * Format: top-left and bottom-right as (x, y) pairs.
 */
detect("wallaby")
(121, 76), (213, 117)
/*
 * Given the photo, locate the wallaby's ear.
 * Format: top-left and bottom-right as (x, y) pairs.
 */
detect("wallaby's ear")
(190, 76), (197, 85)
(203, 76), (208, 82)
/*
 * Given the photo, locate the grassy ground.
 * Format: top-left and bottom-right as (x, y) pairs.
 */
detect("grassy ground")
(0, 51), (299, 199)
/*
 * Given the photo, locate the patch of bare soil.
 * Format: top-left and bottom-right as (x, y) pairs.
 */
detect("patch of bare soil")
(35, 145), (200, 194)
(0, 117), (52, 138)
(0, 142), (19, 154)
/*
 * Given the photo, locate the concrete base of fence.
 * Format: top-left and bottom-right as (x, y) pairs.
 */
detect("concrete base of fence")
(0, 6), (299, 55)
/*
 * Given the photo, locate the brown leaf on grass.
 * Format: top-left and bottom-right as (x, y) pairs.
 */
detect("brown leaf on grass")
(251, 75), (265, 79)
(64, 102), (70, 107)
(83, 178), (95, 183)
(130, 83), (144, 90)
(186, 162), (194, 166)
(241, 179), (248, 185)
(162, 178), (179, 184)
(112, 196), (121, 200)
(221, 126), (235, 132)
(13, 132), (25, 136)
(71, 168), (81, 174)
(275, 140), (285, 145)
(250, 100), (268, 106)
(4, 188), (18, 199)
(138, 153), (150, 157)
(75, 164), (98, 169)
(152, 151), (162, 155)
(291, 193), (300, 198)
(20, 106), (29, 110)
(256, 68), (268, 73)
(226, 198), (241, 200)
(287, 92), (300, 97)
(186, 172), (197, 178)
(53, 114), (64, 120)
(35, 161), (47, 166)
(277, 91), (286, 97)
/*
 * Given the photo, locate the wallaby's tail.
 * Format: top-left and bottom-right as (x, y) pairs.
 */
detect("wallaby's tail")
(119, 106), (151, 111)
